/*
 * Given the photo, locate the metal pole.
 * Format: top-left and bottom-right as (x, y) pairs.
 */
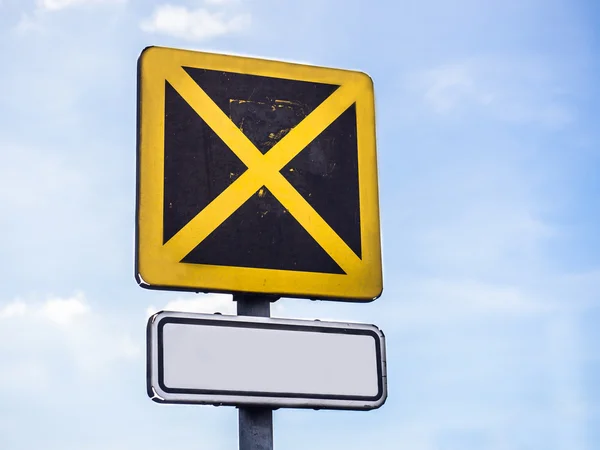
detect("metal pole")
(234, 294), (274, 450)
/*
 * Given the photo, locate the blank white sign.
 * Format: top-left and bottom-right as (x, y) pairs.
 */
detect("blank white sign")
(147, 311), (387, 410)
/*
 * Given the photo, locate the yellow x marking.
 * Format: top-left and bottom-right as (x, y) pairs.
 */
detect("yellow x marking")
(161, 66), (367, 275)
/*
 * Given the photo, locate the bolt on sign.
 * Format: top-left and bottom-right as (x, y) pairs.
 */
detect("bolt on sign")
(136, 46), (382, 301)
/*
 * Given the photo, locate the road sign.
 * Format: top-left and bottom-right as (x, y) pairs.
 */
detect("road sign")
(147, 310), (387, 410)
(136, 46), (382, 300)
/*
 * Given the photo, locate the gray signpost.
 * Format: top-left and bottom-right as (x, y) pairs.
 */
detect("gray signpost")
(236, 294), (274, 450)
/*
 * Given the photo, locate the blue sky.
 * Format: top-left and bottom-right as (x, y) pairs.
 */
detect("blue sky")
(0, 0), (599, 449)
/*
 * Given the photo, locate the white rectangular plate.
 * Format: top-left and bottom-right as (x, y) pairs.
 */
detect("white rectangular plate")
(147, 311), (387, 410)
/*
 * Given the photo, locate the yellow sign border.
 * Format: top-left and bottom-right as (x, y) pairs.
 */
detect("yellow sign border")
(136, 46), (382, 301)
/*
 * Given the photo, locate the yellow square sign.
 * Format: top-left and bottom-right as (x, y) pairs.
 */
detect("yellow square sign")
(136, 46), (382, 301)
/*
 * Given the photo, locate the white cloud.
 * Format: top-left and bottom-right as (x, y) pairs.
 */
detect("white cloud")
(0, 293), (90, 327)
(15, 13), (45, 33)
(0, 300), (27, 319)
(418, 204), (555, 272)
(146, 293), (286, 318)
(147, 292), (236, 317)
(390, 277), (554, 329)
(37, 0), (124, 12)
(409, 59), (573, 128)
(421, 64), (493, 114)
(0, 140), (132, 288)
(0, 293), (141, 385)
(140, 4), (251, 41)
(0, 360), (50, 390)
(40, 293), (89, 326)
